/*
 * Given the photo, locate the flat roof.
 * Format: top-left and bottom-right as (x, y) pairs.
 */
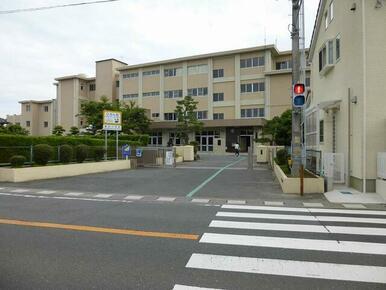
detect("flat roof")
(19, 99), (54, 104)
(55, 74), (95, 81)
(96, 58), (127, 65)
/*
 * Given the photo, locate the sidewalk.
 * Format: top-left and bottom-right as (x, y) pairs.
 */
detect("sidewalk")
(324, 186), (386, 204)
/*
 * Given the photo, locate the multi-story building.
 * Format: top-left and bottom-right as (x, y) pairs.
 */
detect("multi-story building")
(306, 0), (386, 192)
(118, 45), (308, 153)
(7, 99), (56, 136)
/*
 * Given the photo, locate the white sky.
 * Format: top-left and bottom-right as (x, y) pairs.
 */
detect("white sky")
(0, 0), (319, 118)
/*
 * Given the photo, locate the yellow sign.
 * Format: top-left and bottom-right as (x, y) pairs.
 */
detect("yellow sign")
(103, 110), (122, 131)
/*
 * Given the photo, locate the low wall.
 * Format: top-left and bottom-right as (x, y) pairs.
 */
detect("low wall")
(376, 179), (386, 200)
(0, 160), (131, 182)
(173, 145), (194, 162)
(274, 162), (324, 194)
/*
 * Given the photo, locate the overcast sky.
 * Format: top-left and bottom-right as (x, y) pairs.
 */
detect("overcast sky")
(0, 0), (319, 118)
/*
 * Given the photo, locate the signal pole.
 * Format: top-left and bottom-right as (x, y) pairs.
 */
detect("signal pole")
(291, 0), (302, 176)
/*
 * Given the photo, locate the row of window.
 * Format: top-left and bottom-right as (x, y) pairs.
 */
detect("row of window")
(161, 108), (264, 121)
(188, 64), (208, 75)
(318, 35), (340, 72)
(25, 105), (49, 112)
(276, 60), (292, 70)
(240, 82), (265, 93)
(143, 69), (160, 76)
(240, 56), (265, 68)
(143, 91), (160, 97)
(241, 108), (265, 118)
(187, 87), (208, 97)
(164, 90), (183, 99)
(25, 121), (49, 127)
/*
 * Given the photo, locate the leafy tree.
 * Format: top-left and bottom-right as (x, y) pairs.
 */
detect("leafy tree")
(174, 96), (203, 145)
(257, 109), (292, 146)
(52, 125), (65, 136)
(79, 96), (115, 134)
(0, 124), (29, 135)
(69, 126), (80, 136)
(121, 101), (151, 134)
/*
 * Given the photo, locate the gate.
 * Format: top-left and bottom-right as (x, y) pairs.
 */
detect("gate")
(323, 153), (345, 183)
(306, 150), (322, 175)
(134, 146), (175, 168)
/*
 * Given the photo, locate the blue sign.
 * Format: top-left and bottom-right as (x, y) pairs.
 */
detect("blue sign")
(122, 144), (131, 158)
(136, 148), (143, 157)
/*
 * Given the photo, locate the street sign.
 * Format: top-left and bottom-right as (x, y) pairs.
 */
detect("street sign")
(165, 151), (174, 166)
(103, 110), (122, 131)
(122, 144), (131, 158)
(136, 148), (143, 157)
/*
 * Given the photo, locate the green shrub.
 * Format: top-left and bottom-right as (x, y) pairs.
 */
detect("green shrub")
(75, 144), (89, 163)
(34, 144), (53, 165)
(276, 149), (288, 166)
(59, 145), (73, 164)
(9, 155), (26, 168)
(93, 146), (105, 161)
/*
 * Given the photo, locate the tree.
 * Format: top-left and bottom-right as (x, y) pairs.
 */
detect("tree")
(121, 101), (151, 134)
(52, 125), (65, 136)
(79, 96), (115, 134)
(174, 96), (203, 145)
(69, 126), (79, 136)
(257, 109), (292, 146)
(0, 124), (29, 135)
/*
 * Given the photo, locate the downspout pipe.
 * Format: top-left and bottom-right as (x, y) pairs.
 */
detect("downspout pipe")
(361, 0), (367, 193)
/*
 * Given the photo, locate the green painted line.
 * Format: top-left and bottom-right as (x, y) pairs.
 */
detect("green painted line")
(186, 157), (246, 198)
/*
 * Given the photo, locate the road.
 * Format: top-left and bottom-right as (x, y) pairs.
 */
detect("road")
(0, 155), (385, 289)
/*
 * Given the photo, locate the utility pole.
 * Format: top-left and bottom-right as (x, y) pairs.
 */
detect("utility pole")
(291, 0), (302, 177)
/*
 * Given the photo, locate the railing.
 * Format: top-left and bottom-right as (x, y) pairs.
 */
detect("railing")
(306, 149), (322, 175)
(377, 152), (386, 179)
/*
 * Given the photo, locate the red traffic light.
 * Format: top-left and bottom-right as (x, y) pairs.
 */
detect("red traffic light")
(294, 83), (305, 94)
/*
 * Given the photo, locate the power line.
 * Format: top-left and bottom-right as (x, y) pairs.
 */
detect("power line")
(0, 0), (119, 15)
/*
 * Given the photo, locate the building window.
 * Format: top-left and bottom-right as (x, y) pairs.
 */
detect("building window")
(152, 112), (159, 118)
(187, 87), (208, 97)
(89, 84), (96, 91)
(240, 56), (265, 68)
(319, 120), (324, 143)
(336, 35), (341, 60)
(213, 93), (224, 102)
(164, 90), (183, 99)
(328, 40), (334, 64)
(318, 45), (327, 72)
(44, 121), (48, 128)
(329, 1), (334, 22)
(80, 85), (84, 90)
(116, 80), (119, 87)
(213, 113), (224, 120)
(241, 108), (264, 118)
(305, 77), (311, 87)
(122, 72), (138, 79)
(169, 132), (181, 145)
(164, 67), (182, 77)
(143, 91), (160, 97)
(44, 106), (49, 112)
(26, 121), (30, 127)
(195, 111), (208, 120)
(188, 64), (208, 75)
(149, 132), (162, 146)
(213, 69), (224, 78)
(276, 60), (292, 70)
(143, 69), (160, 76)
(26, 105), (31, 112)
(122, 94), (138, 99)
(241, 82), (265, 93)
(164, 112), (177, 121)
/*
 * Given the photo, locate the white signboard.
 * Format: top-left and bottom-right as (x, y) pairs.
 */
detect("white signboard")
(103, 110), (122, 131)
(165, 151), (174, 166)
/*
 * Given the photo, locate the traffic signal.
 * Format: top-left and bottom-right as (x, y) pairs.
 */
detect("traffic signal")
(293, 83), (305, 107)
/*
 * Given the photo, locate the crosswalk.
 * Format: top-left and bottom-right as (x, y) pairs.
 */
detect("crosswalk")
(174, 204), (386, 289)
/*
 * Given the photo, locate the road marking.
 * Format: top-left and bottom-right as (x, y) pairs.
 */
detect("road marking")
(216, 211), (386, 224)
(209, 220), (386, 236)
(94, 194), (112, 198)
(124, 195), (144, 200)
(303, 202), (324, 207)
(343, 204), (366, 209)
(157, 197), (176, 202)
(173, 284), (224, 290)
(200, 233), (386, 255)
(0, 218), (199, 240)
(222, 204), (386, 216)
(227, 200), (246, 205)
(37, 190), (56, 194)
(11, 189), (29, 193)
(191, 199), (210, 203)
(65, 192), (84, 196)
(186, 158), (246, 198)
(264, 201), (284, 206)
(186, 253), (386, 283)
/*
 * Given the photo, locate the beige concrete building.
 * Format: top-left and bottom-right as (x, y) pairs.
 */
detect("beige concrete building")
(306, 0), (386, 192)
(7, 99), (56, 136)
(118, 45), (308, 153)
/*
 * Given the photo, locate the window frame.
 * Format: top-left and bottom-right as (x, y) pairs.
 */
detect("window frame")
(213, 113), (224, 120)
(213, 69), (224, 78)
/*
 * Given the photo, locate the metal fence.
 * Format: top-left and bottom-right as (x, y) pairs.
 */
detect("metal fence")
(128, 146), (175, 168)
(306, 149), (322, 176)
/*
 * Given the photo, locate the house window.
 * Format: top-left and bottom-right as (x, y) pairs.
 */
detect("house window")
(152, 113), (160, 118)
(213, 113), (224, 120)
(26, 105), (31, 112)
(122, 72), (138, 79)
(324, 11), (328, 29)
(336, 35), (341, 60)
(80, 85), (84, 90)
(26, 121), (30, 127)
(195, 111), (208, 120)
(213, 69), (224, 78)
(318, 45), (327, 72)
(44, 106), (49, 112)
(240, 56), (265, 68)
(188, 64), (208, 75)
(241, 82), (265, 93)
(305, 77), (311, 87)
(149, 132), (162, 146)
(116, 80), (119, 87)
(329, 1), (334, 22)
(276, 60), (292, 70)
(89, 84), (96, 91)
(328, 40), (334, 64)
(143, 69), (160, 76)
(122, 94), (138, 99)
(240, 108), (264, 118)
(164, 113), (177, 121)
(164, 90), (183, 99)
(213, 93), (224, 102)
(187, 87), (208, 97)
(319, 120), (324, 143)
(164, 68), (182, 77)
(143, 91), (160, 97)
(44, 121), (48, 128)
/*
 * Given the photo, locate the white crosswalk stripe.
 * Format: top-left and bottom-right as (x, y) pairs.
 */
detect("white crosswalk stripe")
(177, 204), (386, 288)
